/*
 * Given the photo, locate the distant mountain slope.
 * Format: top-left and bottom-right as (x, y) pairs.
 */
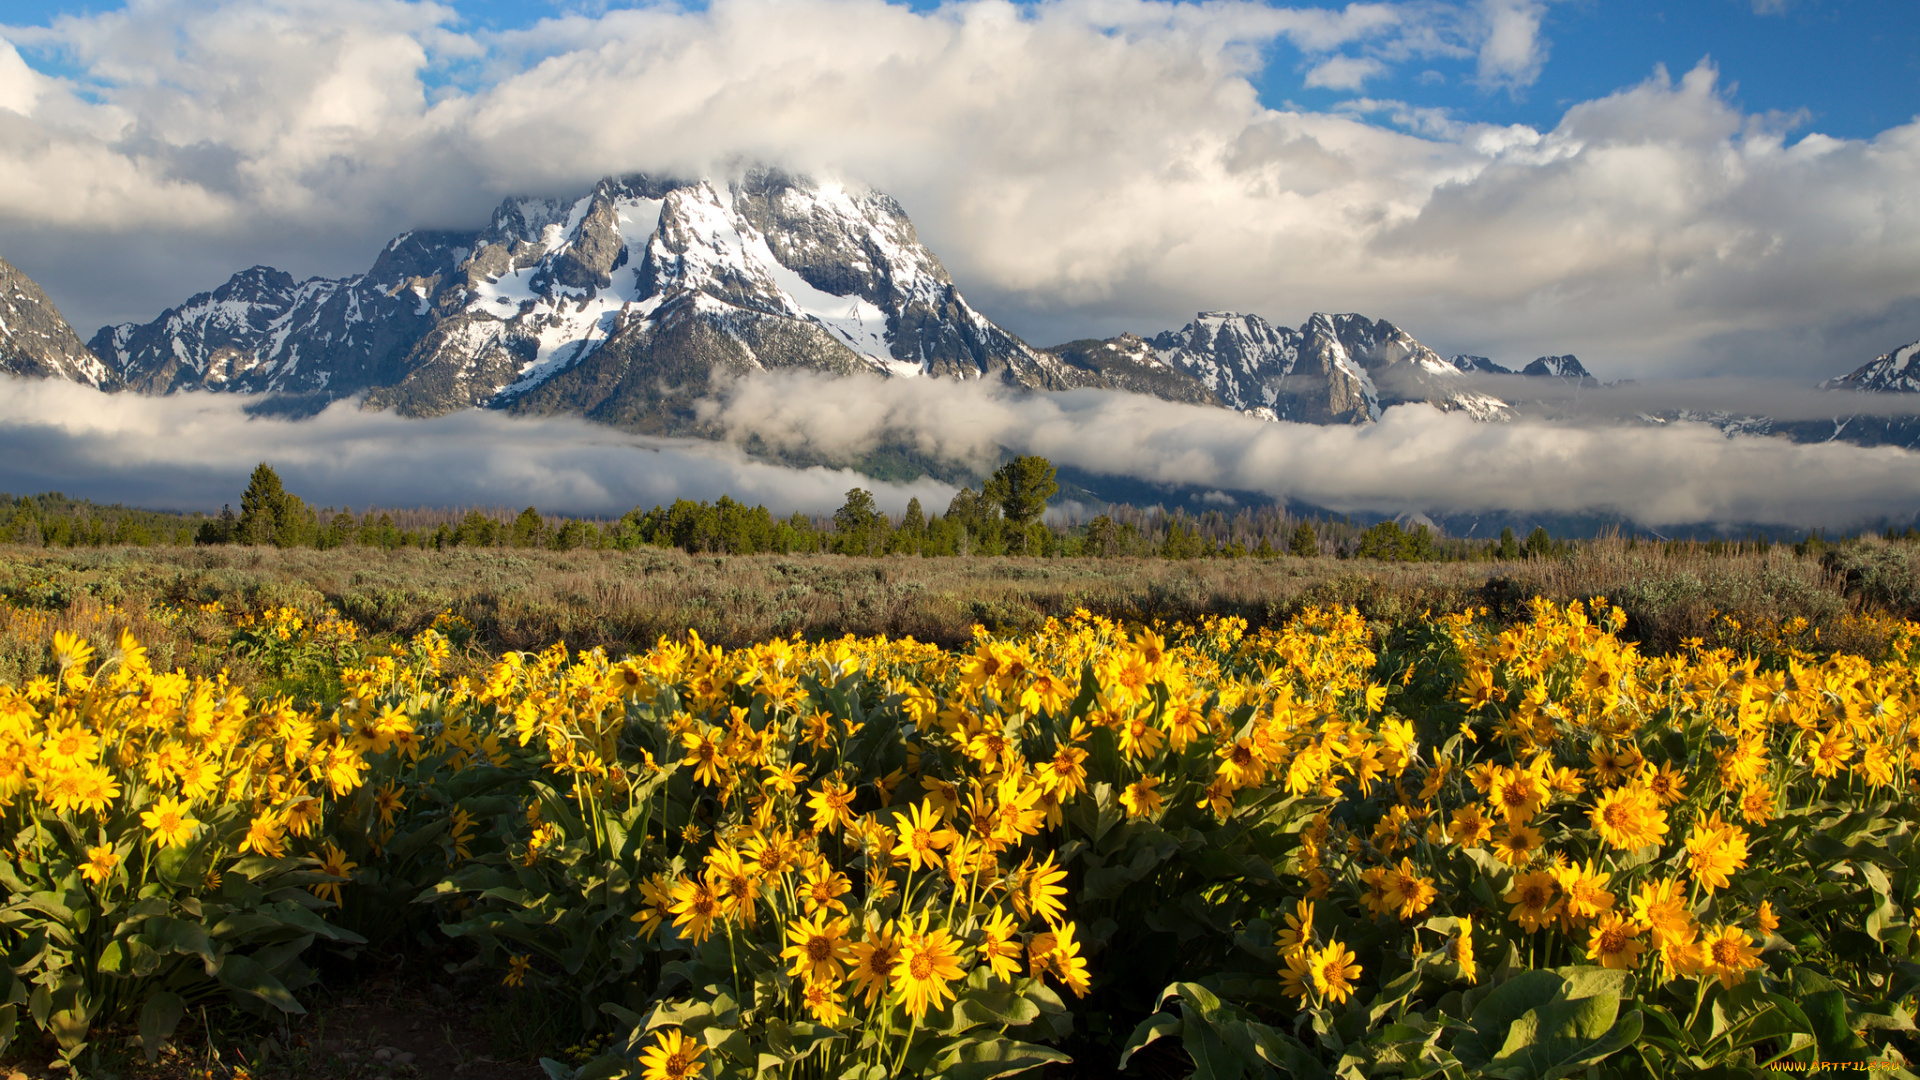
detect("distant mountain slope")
(1, 256), (114, 388)
(1822, 340), (1920, 393)
(9, 164), (1919, 464)
(89, 171), (1082, 432)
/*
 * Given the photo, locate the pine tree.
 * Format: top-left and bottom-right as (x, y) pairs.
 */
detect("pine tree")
(512, 506), (547, 548)
(237, 464), (282, 545)
(1497, 526), (1520, 561)
(985, 456), (1058, 553)
(1289, 520), (1319, 557)
(835, 489), (883, 555)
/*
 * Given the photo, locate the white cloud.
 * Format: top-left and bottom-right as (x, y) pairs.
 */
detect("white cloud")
(0, 0), (1911, 386)
(1304, 54), (1385, 90)
(696, 370), (1920, 529)
(6, 367), (1920, 531)
(1474, 0), (1547, 90)
(0, 377), (954, 516)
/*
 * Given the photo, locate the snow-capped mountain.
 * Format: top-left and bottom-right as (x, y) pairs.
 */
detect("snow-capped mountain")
(1449, 355), (1513, 375)
(89, 231), (461, 401)
(1042, 333), (1225, 407)
(1521, 354), (1597, 383)
(88, 170), (1081, 431)
(1822, 340), (1920, 393)
(20, 161), (1920, 462)
(1141, 311), (1512, 423)
(1, 256), (114, 388)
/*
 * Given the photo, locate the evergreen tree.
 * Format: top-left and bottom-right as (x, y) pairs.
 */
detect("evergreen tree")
(1356, 521), (1406, 561)
(235, 463), (312, 547)
(1523, 526), (1553, 560)
(1289, 520), (1319, 557)
(985, 456), (1058, 553)
(1083, 515), (1117, 558)
(1497, 526), (1520, 561)
(237, 463), (286, 545)
(835, 489), (883, 555)
(512, 506), (547, 548)
(945, 487), (1001, 554)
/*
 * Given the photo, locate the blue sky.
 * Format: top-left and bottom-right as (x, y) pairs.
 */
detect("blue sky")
(10, 0), (1915, 138)
(1267, 0), (1920, 140)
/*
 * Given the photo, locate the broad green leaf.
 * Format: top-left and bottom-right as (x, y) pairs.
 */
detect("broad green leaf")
(137, 991), (186, 1063)
(1117, 1012), (1181, 1070)
(1245, 1021), (1329, 1080)
(930, 1036), (1073, 1080)
(216, 954), (305, 1015)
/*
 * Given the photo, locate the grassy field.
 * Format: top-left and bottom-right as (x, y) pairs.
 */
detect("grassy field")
(2, 538), (1915, 682)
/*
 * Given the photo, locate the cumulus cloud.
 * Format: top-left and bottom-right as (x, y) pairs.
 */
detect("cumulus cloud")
(1473, 0), (1547, 90)
(0, 377), (954, 516)
(694, 370), (1920, 529)
(0, 0), (1913, 384)
(1304, 55), (1385, 90)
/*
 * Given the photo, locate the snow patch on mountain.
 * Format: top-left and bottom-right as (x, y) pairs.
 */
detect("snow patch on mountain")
(1822, 340), (1920, 393)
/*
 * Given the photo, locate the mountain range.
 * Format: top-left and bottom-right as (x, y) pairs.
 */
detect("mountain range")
(4, 168), (1919, 459)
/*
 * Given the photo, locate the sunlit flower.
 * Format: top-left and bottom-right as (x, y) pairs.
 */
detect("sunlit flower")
(892, 914), (967, 1020)
(638, 1028), (705, 1080)
(141, 796), (200, 849)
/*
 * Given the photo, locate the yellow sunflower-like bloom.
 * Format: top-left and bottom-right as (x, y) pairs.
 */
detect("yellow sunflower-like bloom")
(781, 911), (853, 985)
(141, 795), (200, 849)
(638, 1028), (706, 1080)
(892, 916), (967, 1020)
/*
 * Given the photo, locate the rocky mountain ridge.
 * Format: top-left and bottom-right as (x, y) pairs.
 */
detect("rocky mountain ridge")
(1, 256), (114, 388)
(4, 170), (1918, 455)
(57, 170), (1580, 433)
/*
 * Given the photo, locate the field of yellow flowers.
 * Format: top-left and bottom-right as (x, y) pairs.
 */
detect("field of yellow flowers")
(1, 595), (1916, 1079)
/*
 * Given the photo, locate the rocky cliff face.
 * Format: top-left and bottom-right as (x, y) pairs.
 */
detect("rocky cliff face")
(1822, 340), (1920, 394)
(1136, 311), (1512, 423)
(86, 170), (1080, 433)
(1, 257), (114, 388)
(86, 232), (475, 409)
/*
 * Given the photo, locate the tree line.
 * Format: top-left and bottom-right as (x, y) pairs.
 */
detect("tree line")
(0, 461), (1870, 562)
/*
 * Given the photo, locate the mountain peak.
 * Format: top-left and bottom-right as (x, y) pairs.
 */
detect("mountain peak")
(0, 255), (113, 388)
(1522, 354), (1594, 381)
(1821, 340), (1920, 393)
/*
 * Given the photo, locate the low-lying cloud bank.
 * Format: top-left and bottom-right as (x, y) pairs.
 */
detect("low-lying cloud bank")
(0, 377), (954, 517)
(697, 372), (1920, 530)
(6, 373), (1920, 531)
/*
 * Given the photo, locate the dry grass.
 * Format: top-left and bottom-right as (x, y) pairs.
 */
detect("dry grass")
(3, 538), (1915, 677)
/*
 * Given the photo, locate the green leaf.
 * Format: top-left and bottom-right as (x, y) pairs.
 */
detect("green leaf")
(1245, 1021), (1329, 1080)
(216, 954), (305, 1015)
(1117, 1012), (1181, 1070)
(249, 934), (316, 976)
(138, 916), (219, 973)
(1455, 967), (1638, 1079)
(936, 988), (1044, 1037)
(137, 991), (186, 1063)
(0, 1003), (15, 1056)
(928, 1036), (1072, 1080)
(47, 973), (93, 1052)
